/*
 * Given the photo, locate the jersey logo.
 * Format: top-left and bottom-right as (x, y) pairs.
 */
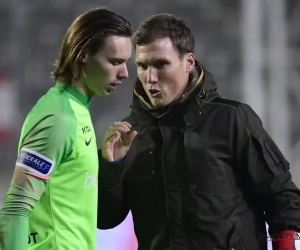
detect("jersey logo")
(82, 125), (91, 134)
(16, 148), (55, 177)
(85, 137), (92, 146)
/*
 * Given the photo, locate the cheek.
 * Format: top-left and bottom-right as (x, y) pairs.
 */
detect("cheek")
(86, 60), (110, 79)
(161, 79), (184, 99)
(137, 70), (146, 81)
(165, 69), (186, 90)
(160, 74), (177, 90)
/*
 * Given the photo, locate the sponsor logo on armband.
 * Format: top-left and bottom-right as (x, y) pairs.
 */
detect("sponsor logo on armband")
(16, 148), (55, 177)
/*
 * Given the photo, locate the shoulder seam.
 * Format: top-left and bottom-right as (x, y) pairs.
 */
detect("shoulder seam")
(234, 104), (254, 135)
(209, 102), (239, 110)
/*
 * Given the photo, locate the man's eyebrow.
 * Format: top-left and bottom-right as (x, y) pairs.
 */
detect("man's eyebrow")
(108, 57), (131, 62)
(136, 59), (169, 65)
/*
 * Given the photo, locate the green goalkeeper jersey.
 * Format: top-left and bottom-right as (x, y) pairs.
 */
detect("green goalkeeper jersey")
(0, 83), (98, 250)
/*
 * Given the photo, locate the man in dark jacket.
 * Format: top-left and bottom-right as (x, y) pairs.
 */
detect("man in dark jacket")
(97, 13), (300, 250)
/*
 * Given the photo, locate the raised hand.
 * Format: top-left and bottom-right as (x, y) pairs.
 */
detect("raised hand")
(102, 121), (137, 162)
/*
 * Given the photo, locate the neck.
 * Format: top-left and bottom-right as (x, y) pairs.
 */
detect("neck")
(72, 79), (94, 99)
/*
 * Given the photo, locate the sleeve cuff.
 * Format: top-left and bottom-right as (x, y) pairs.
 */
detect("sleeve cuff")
(272, 230), (300, 250)
(110, 158), (125, 164)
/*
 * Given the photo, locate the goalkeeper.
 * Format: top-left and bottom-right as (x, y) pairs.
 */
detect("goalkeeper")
(0, 7), (132, 250)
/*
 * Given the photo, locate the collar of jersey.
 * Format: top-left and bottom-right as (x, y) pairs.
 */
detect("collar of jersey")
(55, 82), (92, 108)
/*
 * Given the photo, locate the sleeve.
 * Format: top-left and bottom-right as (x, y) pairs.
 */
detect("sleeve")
(97, 150), (130, 229)
(0, 112), (76, 250)
(234, 104), (300, 238)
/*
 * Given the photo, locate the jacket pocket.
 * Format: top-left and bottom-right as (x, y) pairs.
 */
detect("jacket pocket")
(264, 137), (289, 167)
(228, 225), (245, 250)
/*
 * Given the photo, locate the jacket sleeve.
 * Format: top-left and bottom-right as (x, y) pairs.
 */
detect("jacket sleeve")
(234, 104), (300, 235)
(97, 150), (130, 229)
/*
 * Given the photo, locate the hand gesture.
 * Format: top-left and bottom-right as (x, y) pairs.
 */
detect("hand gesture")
(102, 122), (137, 162)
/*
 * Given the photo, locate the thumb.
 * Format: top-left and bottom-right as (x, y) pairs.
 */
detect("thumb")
(123, 130), (137, 147)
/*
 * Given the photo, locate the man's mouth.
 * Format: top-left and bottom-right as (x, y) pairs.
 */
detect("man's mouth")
(149, 89), (161, 97)
(109, 82), (121, 90)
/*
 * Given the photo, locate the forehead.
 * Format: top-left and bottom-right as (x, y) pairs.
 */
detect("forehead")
(96, 35), (132, 57)
(135, 37), (179, 63)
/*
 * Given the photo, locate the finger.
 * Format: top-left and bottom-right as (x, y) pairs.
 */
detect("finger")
(103, 130), (118, 142)
(110, 127), (129, 133)
(113, 121), (132, 129)
(112, 131), (121, 143)
(108, 125), (129, 134)
(110, 123), (131, 132)
(103, 131), (121, 146)
(122, 121), (132, 128)
(123, 130), (137, 147)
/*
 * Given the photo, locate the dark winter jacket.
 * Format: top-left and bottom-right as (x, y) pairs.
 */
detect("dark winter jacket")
(98, 62), (300, 250)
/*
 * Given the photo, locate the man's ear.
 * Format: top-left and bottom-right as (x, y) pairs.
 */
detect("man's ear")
(186, 53), (195, 73)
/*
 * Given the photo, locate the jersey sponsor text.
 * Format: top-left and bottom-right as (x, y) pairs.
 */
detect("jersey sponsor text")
(28, 232), (38, 244)
(84, 172), (98, 188)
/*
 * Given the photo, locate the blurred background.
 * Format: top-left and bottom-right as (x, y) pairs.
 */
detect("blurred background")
(0, 0), (299, 249)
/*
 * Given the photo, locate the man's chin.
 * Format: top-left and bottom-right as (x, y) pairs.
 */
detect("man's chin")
(104, 88), (112, 96)
(96, 88), (112, 97)
(151, 99), (168, 108)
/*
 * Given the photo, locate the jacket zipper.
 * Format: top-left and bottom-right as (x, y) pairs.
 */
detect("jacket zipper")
(235, 225), (245, 250)
(158, 123), (172, 245)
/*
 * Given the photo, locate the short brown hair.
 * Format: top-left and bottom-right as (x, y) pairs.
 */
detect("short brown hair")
(132, 13), (194, 58)
(52, 7), (133, 85)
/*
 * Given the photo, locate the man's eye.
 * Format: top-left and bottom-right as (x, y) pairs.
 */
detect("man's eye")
(155, 62), (166, 69)
(138, 64), (148, 70)
(112, 61), (121, 65)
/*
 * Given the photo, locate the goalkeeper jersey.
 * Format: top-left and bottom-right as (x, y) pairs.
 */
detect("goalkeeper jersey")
(0, 83), (98, 250)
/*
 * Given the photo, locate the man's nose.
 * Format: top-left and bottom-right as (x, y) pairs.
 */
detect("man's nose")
(146, 67), (158, 84)
(118, 64), (129, 79)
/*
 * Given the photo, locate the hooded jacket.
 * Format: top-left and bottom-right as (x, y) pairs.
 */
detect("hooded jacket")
(98, 62), (300, 250)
